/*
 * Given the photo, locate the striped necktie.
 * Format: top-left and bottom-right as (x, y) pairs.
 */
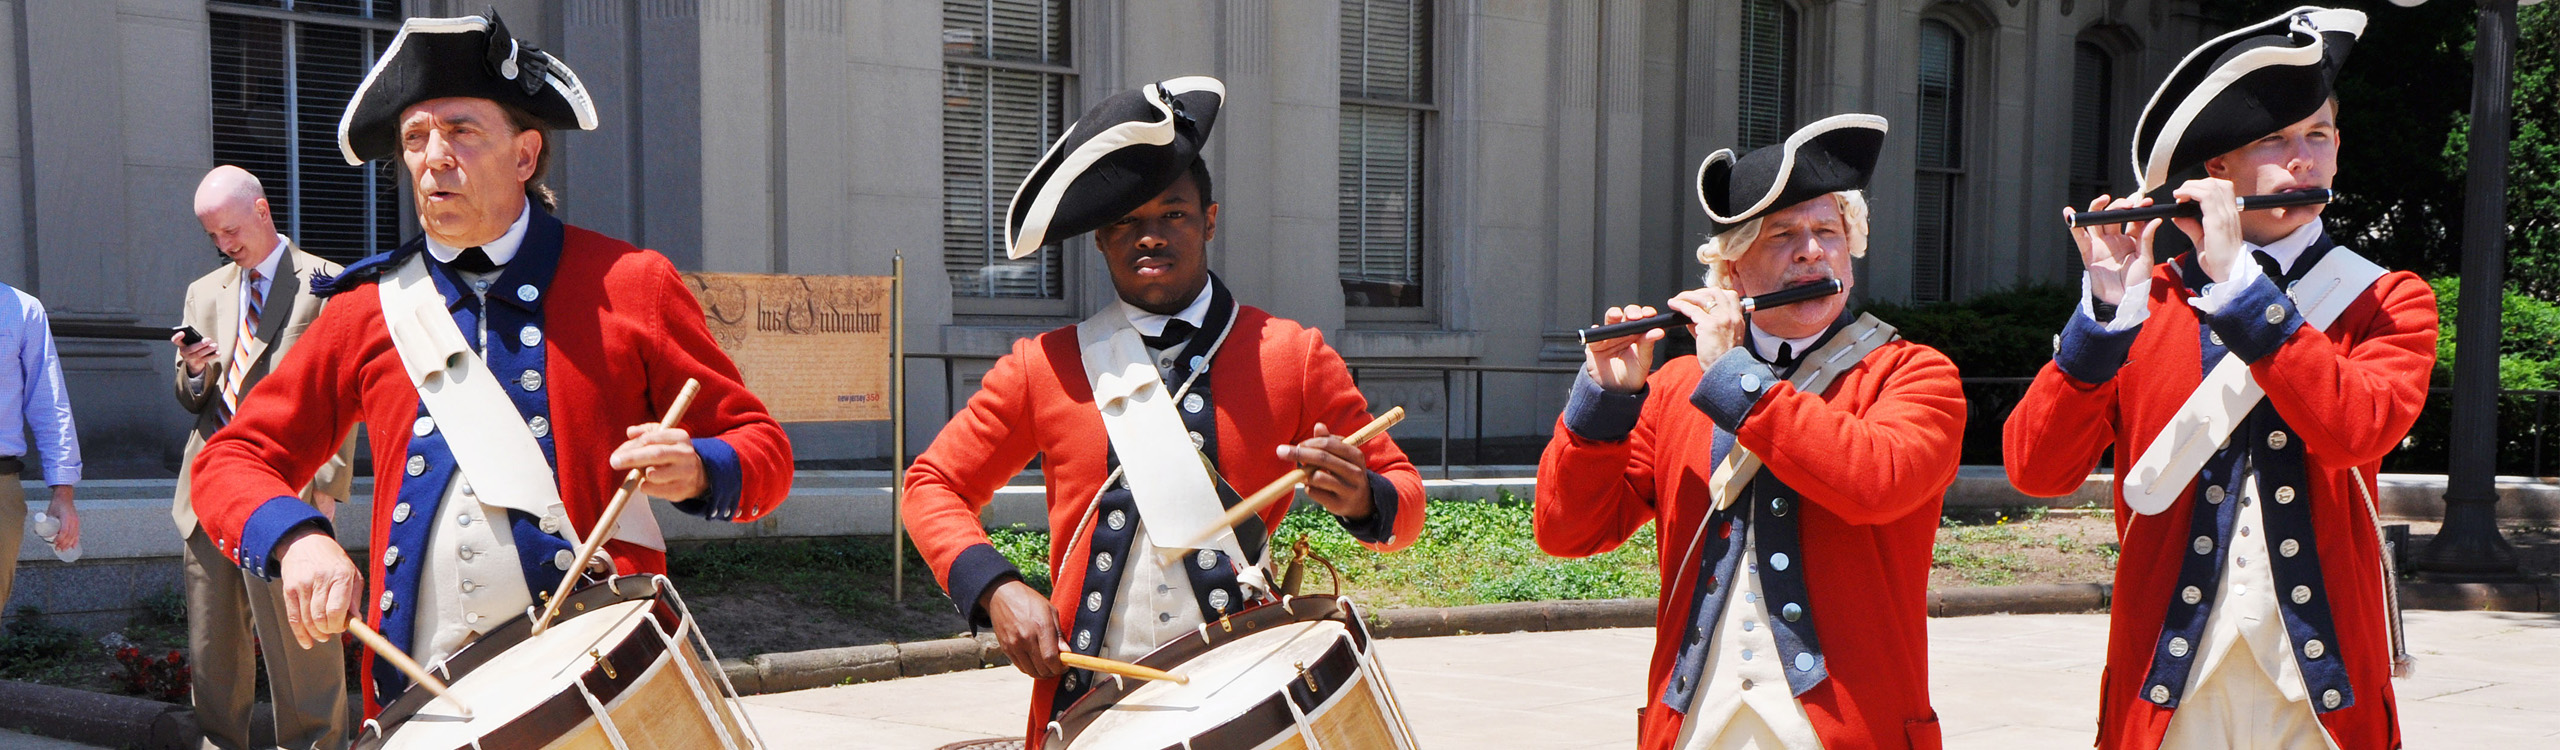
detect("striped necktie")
(220, 268), (266, 415)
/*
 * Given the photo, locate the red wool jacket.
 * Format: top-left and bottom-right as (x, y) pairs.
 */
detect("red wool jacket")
(1537, 339), (1964, 750)
(191, 224), (794, 713)
(903, 305), (1427, 746)
(2004, 258), (2434, 750)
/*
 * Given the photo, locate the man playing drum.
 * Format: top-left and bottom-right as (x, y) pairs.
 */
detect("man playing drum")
(189, 11), (795, 713)
(903, 76), (1429, 746)
(2004, 8), (2426, 749)
(1537, 114), (1963, 750)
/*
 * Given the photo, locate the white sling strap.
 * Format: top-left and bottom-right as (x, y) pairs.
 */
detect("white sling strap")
(377, 254), (665, 550)
(1705, 314), (1900, 512)
(2121, 248), (2389, 515)
(1074, 308), (1249, 566)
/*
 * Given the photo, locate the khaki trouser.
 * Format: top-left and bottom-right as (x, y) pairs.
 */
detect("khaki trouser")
(185, 529), (349, 750)
(0, 474), (22, 613)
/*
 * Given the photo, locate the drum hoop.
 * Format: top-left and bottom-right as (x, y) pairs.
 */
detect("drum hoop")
(354, 575), (678, 750)
(1052, 595), (1375, 747)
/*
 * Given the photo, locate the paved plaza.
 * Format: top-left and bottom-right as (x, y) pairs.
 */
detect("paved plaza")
(739, 610), (2560, 749)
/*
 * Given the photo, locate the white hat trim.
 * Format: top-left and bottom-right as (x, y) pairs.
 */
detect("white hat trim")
(1003, 76), (1224, 259)
(2131, 7), (2364, 193)
(1694, 113), (1889, 224)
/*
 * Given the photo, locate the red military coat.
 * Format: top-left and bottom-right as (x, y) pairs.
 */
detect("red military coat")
(2004, 254), (2434, 750)
(903, 303), (1427, 746)
(192, 219), (795, 713)
(1536, 337), (1964, 750)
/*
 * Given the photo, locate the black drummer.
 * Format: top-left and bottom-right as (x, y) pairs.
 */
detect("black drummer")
(189, 11), (795, 713)
(902, 76), (1429, 745)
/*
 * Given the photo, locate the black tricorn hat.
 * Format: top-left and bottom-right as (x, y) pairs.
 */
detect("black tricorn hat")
(335, 9), (598, 165)
(2129, 6), (2363, 194)
(1003, 76), (1224, 259)
(1696, 114), (1888, 236)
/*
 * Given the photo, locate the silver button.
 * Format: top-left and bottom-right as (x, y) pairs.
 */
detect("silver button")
(2193, 536), (2214, 555)
(412, 416), (436, 437)
(1208, 589), (1231, 611)
(383, 547), (401, 567)
(2235, 584), (2250, 597)
(529, 416), (550, 438)
(2281, 539), (2301, 557)
(1741, 648), (1754, 661)
(2292, 586), (2313, 605)
(2264, 303), (2287, 325)
(1739, 372), (1763, 393)
(1190, 356), (1207, 371)
(1075, 630), (1092, 651)
(461, 483), (475, 498)
(458, 544), (475, 559)
(1195, 549), (1218, 570)
(2169, 637), (2190, 658)
(1157, 612), (1173, 622)
(2305, 639), (2326, 659)
(520, 369), (543, 392)
(1061, 673), (1080, 691)
(1156, 354), (1175, 370)
(1156, 584), (1172, 595)
(1105, 510), (1126, 531)
(517, 285), (539, 302)
(2275, 486), (2297, 504)
(456, 513), (474, 527)
(2210, 331), (2225, 347)
(2267, 430), (2289, 450)
(1093, 552), (1114, 573)
(2183, 586), (2203, 604)
(1770, 552), (1791, 571)
(1793, 653), (1814, 672)
(2206, 485), (2225, 504)
(406, 455), (427, 476)
(2322, 689), (2341, 709)
(379, 592), (396, 612)
(2151, 685), (2172, 704)
(460, 579), (479, 593)
(1770, 497), (1789, 516)
(1189, 431), (1205, 449)
(1744, 592), (1758, 604)
(2238, 556), (2250, 568)
(392, 503), (412, 523)
(554, 550), (575, 569)
(467, 612), (484, 624)
(1782, 603), (1803, 622)
(2241, 526), (2252, 537)
(1741, 679), (1755, 691)
(1182, 393), (1205, 414)
(520, 325), (543, 347)
(1742, 620), (1757, 632)
(1084, 592), (1103, 612)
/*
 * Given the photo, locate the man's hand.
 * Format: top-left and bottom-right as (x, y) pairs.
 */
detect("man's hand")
(1668, 287), (1747, 355)
(1585, 304), (1663, 393)
(2171, 178), (2245, 282)
(2069, 194), (2162, 306)
(44, 486), (76, 552)
(171, 332), (218, 377)
(610, 423), (708, 500)
(277, 529), (360, 649)
(982, 580), (1066, 679)
(1276, 423), (1374, 521)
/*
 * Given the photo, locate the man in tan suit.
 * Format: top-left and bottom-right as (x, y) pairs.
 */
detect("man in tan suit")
(169, 165), (352, 750)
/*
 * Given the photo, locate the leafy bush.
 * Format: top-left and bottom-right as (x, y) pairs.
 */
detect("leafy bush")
(1861, 283), (2079, 379)
(2427, 276), (2560, 390)
(0, 607), (82, 677)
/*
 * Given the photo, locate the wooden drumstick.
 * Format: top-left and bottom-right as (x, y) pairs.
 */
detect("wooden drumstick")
(1059, 653), (1190, 685)
(533, 378), (702, 635)
(346, 620), (472, 719)
(1178, 407), (1406, 550)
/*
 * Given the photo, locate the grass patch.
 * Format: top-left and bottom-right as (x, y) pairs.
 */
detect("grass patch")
(1932, 505), (2120, 588)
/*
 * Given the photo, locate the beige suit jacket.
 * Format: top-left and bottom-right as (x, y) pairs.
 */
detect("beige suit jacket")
(173, 239), (355, 534)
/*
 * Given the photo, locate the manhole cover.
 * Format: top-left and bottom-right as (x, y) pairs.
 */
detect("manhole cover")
(935, 740), (1026, 750)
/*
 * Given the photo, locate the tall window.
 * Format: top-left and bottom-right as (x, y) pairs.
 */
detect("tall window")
(1913, 20), (1965, 304)
(943, 0), (1072, 300)
(1736, 0), (1798, 150)
(209, 1), (403, 265)
(2070, 42), (2116, 207)
(1339, 0), (1431, 310)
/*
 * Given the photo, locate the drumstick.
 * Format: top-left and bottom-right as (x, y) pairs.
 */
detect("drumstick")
(533, 378), (702, 635)
(346, 619), (472, 719)
(1060, 653), (1190, 685)
(1177, 407), (1406, 550)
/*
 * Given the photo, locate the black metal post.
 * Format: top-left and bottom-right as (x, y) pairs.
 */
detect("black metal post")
(2417, 0), (2527, 582)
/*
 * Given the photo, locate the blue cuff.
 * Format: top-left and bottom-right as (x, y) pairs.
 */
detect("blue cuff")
(671, 437), (744, 521)
(1332, 471), (1403, 544)
(1689, 348), (1779, 433)
(2201, 275), (2304, 363)
(2054, 308), (2142, 384)
(1563, 371), (1647, 442)
(239, 495), (331, 580)
(947, 543), (1026, 629)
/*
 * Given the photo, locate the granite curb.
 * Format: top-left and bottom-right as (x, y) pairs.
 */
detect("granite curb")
(0, 679), (190, 749)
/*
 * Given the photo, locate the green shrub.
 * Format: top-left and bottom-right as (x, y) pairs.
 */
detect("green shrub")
(0, 607), (82, 677)
(2427, 276), (2560, 390)
(1862, 283), (2078, 379)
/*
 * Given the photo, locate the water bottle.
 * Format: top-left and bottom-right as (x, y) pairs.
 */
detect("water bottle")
(29, 510), (79, 563)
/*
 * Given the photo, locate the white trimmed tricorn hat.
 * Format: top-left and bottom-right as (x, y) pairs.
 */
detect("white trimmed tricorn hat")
(2129, 6), (2363, 194)
(1696, 113), (1888, 236)
(335, 9), (598, 165)
(1002, 76), (1224, 259)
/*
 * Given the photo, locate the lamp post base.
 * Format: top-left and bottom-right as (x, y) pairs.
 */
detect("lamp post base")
(2414, 497), (2528, 583)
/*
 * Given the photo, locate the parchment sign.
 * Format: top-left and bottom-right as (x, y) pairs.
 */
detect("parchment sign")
(683, 272), (893, 422)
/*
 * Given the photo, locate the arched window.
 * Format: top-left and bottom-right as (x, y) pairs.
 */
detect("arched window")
(1737, 0), (1798, 150)
(2070, 41), (2117, 207)
(1912, 19), (1965, 304)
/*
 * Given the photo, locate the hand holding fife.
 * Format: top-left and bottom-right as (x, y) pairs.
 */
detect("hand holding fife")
(1668, 287), (1747, 356)
(2171, 178), (2246, 283)
(984, 580), (1067, 679)
(2068, 194), (2162, 306)
(1585, 304), (1662, 393)
(277, 529), (361, 649)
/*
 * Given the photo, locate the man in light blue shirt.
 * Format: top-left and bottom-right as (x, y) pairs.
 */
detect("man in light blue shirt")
(0, 282), (80, 612)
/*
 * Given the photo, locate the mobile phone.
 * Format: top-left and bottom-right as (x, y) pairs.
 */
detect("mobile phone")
(172, 326), (204, 346)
